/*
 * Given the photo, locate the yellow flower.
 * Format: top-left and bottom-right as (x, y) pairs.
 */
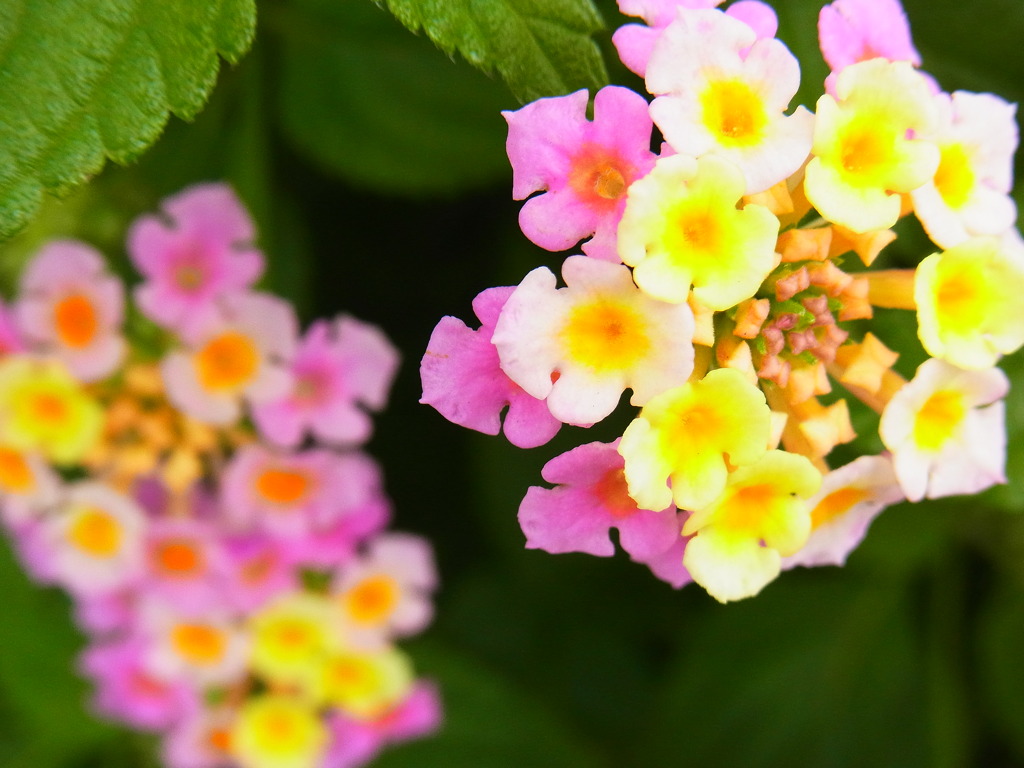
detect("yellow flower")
(804, 59), (939, 233)
(317, 645), (414, 719)
(618, 154), (780, 309)
(232, 694), (327, 768)
(682, 450), (821, 602)
(0, 356), (102, 464)
(915, 236), (1024, 369)
(618, 368), (772, 512)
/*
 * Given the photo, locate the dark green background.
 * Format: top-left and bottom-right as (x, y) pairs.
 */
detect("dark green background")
(1, 0), (1024, 765)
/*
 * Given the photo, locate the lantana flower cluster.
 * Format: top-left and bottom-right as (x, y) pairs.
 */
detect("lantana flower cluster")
(0, 184), (441, 768)
(421, 0), (1023, 603)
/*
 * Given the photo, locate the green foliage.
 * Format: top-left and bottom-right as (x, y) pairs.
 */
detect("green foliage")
(273, 0), (514, 195)
(372, 0), (609, 103)
(0, 0), (256, 239)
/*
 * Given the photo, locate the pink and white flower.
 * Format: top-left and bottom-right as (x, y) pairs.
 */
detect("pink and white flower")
(646, 9), (813, 194)
(334, 532), (438, 646)
(14, 240), (125, 381)
(880, 358), (1009, 502)
(40, 481), (146, 597)
(613, 0), (778, 77)
(161, 292), (297, 425)
(782, 454), (904, 569)
(221, 444), (351, 537)
(420, 286), (561, 448)
(492, 256), (695, 426)
(80, 636), (198, 732)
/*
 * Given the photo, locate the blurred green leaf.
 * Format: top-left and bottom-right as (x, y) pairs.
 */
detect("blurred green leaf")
(273, 0), (515, 196)
(373, 0), (608, 104)
(0, 540), (119, 767)
(640, 576), (932, 767)
(0, 0), (256, 239)
(978, 581), (1024, 762)
(374, 640), (604, 768)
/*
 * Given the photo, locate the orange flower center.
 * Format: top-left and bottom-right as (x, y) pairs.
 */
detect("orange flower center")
(593, 466), (638, 518)
(811, 487), (869, 528)
(54, 294), (98, 348)
(155, 539), (203, 576)
(171, 624), (227, 665)
(256, 468), (310, 505)
(195, 332), (259, 392)
(0, 448), (34, 493)
(344, 575), (400, 624)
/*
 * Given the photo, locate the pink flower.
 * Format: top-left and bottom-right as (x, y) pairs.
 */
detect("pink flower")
(503, 86), (657, 262)
(334, 532), (438, 645)
(80, 636), (198, 732)
(518, 441), (681, 564)
(219, 534), (301, 613)
(140, 517), (227, 614)
(613, 0), (778, 77)
(420, 286), (561, 448)
(161, 292), (297, 425)
(220, 444), (352, 537)
(324, 682), (442, 768)
(252, 316), (399, 448)
(14, 240), (125, 381)
(282, 451), (393, 570)
(127, 183), (264, 335)
(0, 298), (25, 357)
(39, 482), (146, 597)
(818, 0), (920, 74)
(641, 531), (693, 589)
(160, 705), (238, 768)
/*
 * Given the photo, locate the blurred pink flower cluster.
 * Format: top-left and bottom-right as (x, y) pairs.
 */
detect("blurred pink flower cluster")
(0, 184), (440, 768)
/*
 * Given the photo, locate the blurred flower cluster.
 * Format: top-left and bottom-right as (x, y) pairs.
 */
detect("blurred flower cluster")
(0, 184), (440, 768)
(422, 0), (1023, 602)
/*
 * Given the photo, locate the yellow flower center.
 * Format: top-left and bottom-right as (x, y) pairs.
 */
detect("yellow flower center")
(344, 574), (400, 624)
(54, 294), (99, 348)
(700, 79), (768, 146)
(195, 332), (259, 392)
(913, 389), (966, 451)
(559, 300), (650, 373)
(67, 507), (123, 557)
(675, 207), (724, 255)
(717, 483), (778, 536)
(934, 262), (987, 330)
(838, 121), (895, 183)
(933, 143), (975, 209)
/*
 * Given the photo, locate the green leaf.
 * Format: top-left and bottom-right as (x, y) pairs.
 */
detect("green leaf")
(0, 538), (121, 766)
(373, 640), (604, 768)
(273, 0), (514, 195)
(0, 0), (256, 240)
(373, 0), (609, 103)
(639, 576), (934, 768)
